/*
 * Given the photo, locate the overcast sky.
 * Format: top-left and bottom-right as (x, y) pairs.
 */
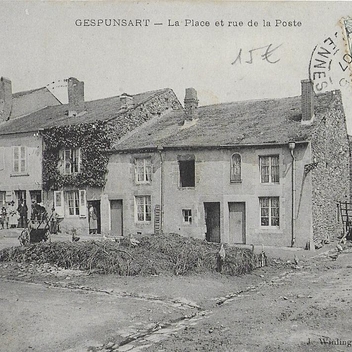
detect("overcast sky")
(1, 1), (352, 131)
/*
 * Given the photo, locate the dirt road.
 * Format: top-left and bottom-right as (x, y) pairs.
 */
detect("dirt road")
(0, 242), (351, 351)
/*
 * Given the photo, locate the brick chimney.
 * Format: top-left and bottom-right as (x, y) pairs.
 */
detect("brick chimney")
(301, 79), (314, 124)
(184, 88), (198, 121)
(119, 93), (134, 111)
(0, 77), (12, 122)
(67, 77), (84, 117)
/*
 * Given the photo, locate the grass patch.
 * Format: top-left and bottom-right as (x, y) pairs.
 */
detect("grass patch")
(0, 234), (263, 276)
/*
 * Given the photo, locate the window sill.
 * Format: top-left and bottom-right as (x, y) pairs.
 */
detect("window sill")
(10, 173), (29, 177)
(135, 182), (152, 185)
(230, 179), (242, 184)
(179, 187), (195, 190)
(260, 182), (280, 185)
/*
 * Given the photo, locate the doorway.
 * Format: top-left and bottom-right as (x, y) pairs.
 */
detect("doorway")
(204, 202), (220, 243)
(110, 200), (123, 236)
(88, 200), (101, 234)
(228, 202), (246, 244)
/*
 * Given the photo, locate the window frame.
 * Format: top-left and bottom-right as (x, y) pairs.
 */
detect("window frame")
(61, 148), (81, 175)
(63, 189), (86, 217)
(179, 159), (195, 188)
(182, 209), (192, 224)
(259, 155), (280, 184)
(135, 195), (152, 223)
(13, 146), (27, 174)
(230, 153), (242, 183)
(259, 197), (280, 228)
(135, 157), (152, 184)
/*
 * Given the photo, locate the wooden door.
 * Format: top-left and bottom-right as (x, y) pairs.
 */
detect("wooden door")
(228, 202), (246, 244)
(110, 200), (123, 236)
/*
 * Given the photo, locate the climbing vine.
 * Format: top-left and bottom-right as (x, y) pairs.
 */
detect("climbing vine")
(41, 121), (117, 191)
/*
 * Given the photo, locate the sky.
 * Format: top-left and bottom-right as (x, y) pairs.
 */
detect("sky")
(1, 1), (352, 131)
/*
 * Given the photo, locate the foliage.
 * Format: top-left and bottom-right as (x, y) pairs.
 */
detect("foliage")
(41, 122), (115, 190)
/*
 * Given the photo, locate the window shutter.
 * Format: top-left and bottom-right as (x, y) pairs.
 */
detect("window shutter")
(79, 190), (87, 217)
(58, 149), (64, 173)
(54, 191), (64, 218)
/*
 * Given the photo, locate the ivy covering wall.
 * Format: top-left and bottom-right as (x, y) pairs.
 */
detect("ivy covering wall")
(41, 121), (115, 191)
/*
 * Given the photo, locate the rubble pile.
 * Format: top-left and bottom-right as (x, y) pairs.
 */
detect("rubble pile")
(0, 234), (261, 276)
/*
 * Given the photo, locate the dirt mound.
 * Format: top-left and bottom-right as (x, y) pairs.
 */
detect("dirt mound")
(0, 234), (262, 276)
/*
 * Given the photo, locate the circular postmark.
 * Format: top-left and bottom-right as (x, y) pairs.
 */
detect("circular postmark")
(309, 20), (352, 95)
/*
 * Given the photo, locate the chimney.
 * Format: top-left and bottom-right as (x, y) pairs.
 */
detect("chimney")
(67, 77), (84, 117)
(0, 77), (12, 122)
(184, 88), (198, 121)
(119, 93), (134, 111)
(301, 79), (314, 124)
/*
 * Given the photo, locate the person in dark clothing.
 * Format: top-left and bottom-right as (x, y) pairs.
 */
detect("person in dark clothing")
(17, 200), (28, 228)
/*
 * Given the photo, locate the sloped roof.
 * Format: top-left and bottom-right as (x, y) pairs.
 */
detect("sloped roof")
(0, 88), (172, 135)
(113, 90), (341, 150)
(11, 87), (61, 119)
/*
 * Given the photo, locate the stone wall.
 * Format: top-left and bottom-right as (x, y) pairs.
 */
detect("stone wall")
(311, 91), (350, 243)
(107, 89), (182, 140)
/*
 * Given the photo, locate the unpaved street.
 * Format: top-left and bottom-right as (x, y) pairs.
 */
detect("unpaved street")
(0, 242), (351, 352)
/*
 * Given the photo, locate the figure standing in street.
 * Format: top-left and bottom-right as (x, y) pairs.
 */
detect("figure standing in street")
(0, 206), (8, 229)
(89, 205), (98, 234)
(17, 199), (28, 228)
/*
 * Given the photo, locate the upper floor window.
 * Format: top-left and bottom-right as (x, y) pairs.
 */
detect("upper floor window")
(230, 153), (241, 183)
(179, 159), (195, 188)
(260, 197), (280, 227)
(260, 155), (279, 183)
(135, 158), (152, 184)
(13, 146), (26, 173)
(60, 148), (81, 175)
(135, 195), (151, 222)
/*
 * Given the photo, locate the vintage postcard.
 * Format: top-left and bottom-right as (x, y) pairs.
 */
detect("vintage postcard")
(1, 1), (352, 351)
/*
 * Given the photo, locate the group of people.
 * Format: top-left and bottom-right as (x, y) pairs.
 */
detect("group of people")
(0, 199), (60, 234)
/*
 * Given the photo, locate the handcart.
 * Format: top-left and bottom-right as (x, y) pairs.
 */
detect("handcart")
(18, 212), (52, 246)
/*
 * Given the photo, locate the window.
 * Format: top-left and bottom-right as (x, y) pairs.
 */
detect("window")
(0, 191), (5, 208)
(179, 160), (195, 187)
(135, 158), (152, 183)
(260, 155), (279, 183)
(260, 197), (280, 227)
(182, 209), (192, 224)
(135, 196), (151, 222)
(61, 148), (81, 175)
(230, 153), (241, 182)
(67, 190), (80, 216)
(13, 146), (26, 173)
(54, 190), (86, 217)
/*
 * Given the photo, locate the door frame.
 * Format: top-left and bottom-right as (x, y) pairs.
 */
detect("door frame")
(228, 201), (246, 244)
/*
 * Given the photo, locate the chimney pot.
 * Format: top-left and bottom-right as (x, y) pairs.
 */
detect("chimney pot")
(68, 77), (84, 117)
(184, 88), (198, 121)
(0, 77), (12, 122)
(301, 79), (314, 124)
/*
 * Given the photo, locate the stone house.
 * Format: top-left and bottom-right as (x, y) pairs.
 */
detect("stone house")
(104, 81), (350, 249)
(0, 77), (182, 231)
(0, 77), (61, 215)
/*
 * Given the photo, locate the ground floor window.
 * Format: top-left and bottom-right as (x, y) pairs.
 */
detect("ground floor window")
(182, 209), (192, 224)
(0, 191), (5, 208)
(259, 197), (280, 227)
(135, 196), (151, 222)
(54, 190), (86, 218)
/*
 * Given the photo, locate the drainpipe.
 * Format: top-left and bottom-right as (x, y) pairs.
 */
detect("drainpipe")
(157, 145), (164, 234)
(289, 142), (296, 247)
